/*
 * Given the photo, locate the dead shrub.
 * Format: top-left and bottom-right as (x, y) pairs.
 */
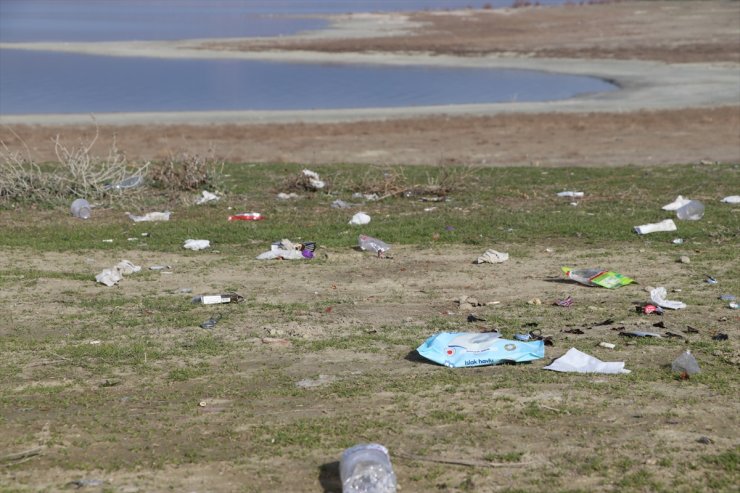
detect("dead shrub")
(148, 152), (224, 193)
(346, 164), (477, 200)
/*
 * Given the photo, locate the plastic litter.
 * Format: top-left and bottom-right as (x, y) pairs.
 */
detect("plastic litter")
(719, 294), (736, 301)
(730, 302), (739, 309)
(126, 211), (171, 222)
(721, 195), (740, 204)
(634, 219), (677, 235)
(106, 175), (143, 191)
(599, 342), (616, 349)
(302, 169), (325, 190)
(340, 443), (397, 493)
(675, 200), (705, 220)
(671, 350), (700, 376)
(256, 239), (315, 260)
(712, 333), (728, 341)
(192, 293), (244, 305)
(349, 212), (371, 226)
(358, 235), (390, 257)
(183, 239), (210, 251)
(331, 199), (352, 209)
(543, 348), (630, 374)
(557, 191), (584, 198)
(705, 276), (718, 285)
(276, 192), (300, 200)
(619, 331), (662, 338)
(561, 267), (634, 288)
(195, 190), (219, 204)
(475, 249), (509, 264)
(640, 304), (664, 315)
(228, 212), (263, 221)
(650, 287), (686, 310)
(672, 238), (684, 245)
(200, 313), (222, 330)
(70, 198), (91, 219)
(95, 260), (141, 287)
(416, 332), (545, 368)
(662, 195), (692, 211)
(555, 296), (574, 307)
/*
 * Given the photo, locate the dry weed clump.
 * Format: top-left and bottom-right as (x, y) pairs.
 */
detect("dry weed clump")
(0, 128), (148, 205)
(279, 169), (330, 193)
(148, 152), (224, 193)
(349, 164), (477, 200)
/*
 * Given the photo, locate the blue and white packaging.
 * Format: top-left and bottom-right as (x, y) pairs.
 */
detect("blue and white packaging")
(417, 332), (545, 368)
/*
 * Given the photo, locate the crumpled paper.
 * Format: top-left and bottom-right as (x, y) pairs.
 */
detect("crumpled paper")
(475, 249), (509, 264)
(544, 348), (630, 374)
(634, 219), (677, 235)
(126, 211), (171, 222)
(650, 287), (686, 310)
(662, 195), (692, 211)
(349, 212), (371, 225)
(95, 260), (141, 287)
(183, 239), (210, 251)
(256, 239), (312, 260)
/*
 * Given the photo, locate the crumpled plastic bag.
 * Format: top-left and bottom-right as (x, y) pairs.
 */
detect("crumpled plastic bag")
(95, 259), (141, 287)
(662, 195), (692, 211)
(349, 212), (371, 225)
(416, 332), (544, 368)
(633, 219), (677, 235)
(302, 169), (325, 190)
(721, 195), (740, 204)
(257, 239), (314, 260)
(195, 190), (219, 204)
(126, 211), (171, 222)
(183, 239), (210, 251)
(543, 348), (630, 374)
(475, 249), (509, 264)
(650, 287), (686, 310)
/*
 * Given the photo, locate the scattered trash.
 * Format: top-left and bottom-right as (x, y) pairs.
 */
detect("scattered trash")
(664, 332), (686, 340)
(149, 265), (170, 271)
(712, 333), (729, 341)
(257, 239), (315, 260)
(475, 249), (509, 264)
(102, 239), (113, 243)
(676, 200), (705, 221)
(183, 239), (210, 251)
(598, 342), (616, 349)
(634, 219), (677, 235)
(662, 195), (691, 211)
(66, 479), (105, 488)
(276, 192), (300, 200)
(106, 175), (143, 191)
(340, 443), (397, 493)
(554, 296), (574, 307)
(352, 192), (379, 201)
(200, 313), (222, 330)
(195, 190), (220, 204)
(721, 195), (740, 204)
(228, 212), (263, 221)
(514, 333), (532, 341)
(349, 212), (371, 226)
(650, 287), (686, 310)
(191, 293), (244, 305)
(639, 303), (664, 315)
(301, 169), (325, 190)
(126, 211), (171, 222)
(416, 332), (545, 368)
(543, 348), (630, 374)
(70, 198), (91, 219)
(331, 199), (351, 209)
(672, 238), (684, 245)
(561, 267), (634, 288)
(467, 314), (486, 323)
(719, 294), (736, 301)
(671, 350), (700, 376)
(358, 235), (390, 257)
(705, 276), (718, 285)
(730, 302), (739, 309)
(557, 191), (584, 198)
(685, 326), (700, 334)
(593, 319), (615, 327)
(518, 330), (553, 346)
(653, 321), (667, 329)
(178, 288), (193, 294)
(199, 401), (207, 407)
(697, 436), (714, 445)
(562, 328), (585, 335)
(95, 260), (141, 287)
(619, 331), (662, 338)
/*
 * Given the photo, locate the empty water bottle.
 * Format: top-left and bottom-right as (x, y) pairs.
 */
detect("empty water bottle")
(191, 293), (244, 305)
(671, 350), (701, 376)
(358, 235), (390, 257)
(70, 198), (91, 219)
(676, 200), (704, 220)
(340, 443), (397, 493)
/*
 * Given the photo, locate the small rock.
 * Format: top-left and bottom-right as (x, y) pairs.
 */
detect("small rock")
(680, 256), (691, 264)
(697, 436), (713, 445)
(527, 298), (542, 305)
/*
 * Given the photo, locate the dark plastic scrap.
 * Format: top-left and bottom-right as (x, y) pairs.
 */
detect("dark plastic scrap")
(200, 313), (222, 330)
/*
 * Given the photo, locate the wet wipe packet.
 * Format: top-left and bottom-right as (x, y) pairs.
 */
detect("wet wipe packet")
(561, 266), (634, 289)
(417, 332), (545, 368)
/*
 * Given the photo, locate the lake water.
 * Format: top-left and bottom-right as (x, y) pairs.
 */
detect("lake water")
(0, 0), (615, 115)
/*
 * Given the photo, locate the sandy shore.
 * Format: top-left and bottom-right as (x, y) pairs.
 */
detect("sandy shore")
(1, 1), (738, 166)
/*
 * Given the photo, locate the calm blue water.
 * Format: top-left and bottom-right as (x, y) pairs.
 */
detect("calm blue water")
(0, 0), (566, 41)
(0, 0), (613, 115)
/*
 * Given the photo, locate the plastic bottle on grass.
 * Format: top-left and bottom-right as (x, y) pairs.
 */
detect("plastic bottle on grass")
(340, 443), (397, 493)
(359, 235), (390, 257)
(70, 198), (91, 219)
(676, 200), (705, 220)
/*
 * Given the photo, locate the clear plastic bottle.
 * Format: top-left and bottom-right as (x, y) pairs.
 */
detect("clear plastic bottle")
(676, 200), (705, 220)
(191, 293), (244, 305)
(340, 443), (397, 493)
(70, 198), (91, 219)
(358, 235), (390, 257)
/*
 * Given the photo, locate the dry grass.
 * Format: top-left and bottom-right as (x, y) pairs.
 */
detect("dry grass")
(148, 151), (224, 193)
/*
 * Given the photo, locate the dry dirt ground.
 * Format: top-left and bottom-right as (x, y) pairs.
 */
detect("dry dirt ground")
(1, 1), (739, 167)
